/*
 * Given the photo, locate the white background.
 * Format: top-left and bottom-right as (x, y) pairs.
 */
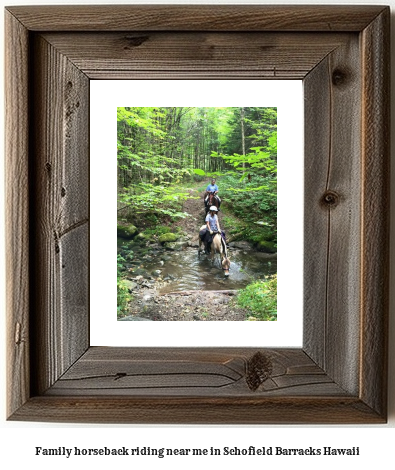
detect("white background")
(90, 80), (303, 347)
(1, 0), (394, 469)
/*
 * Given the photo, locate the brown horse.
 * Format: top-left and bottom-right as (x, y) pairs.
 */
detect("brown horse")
(204, 191), (219, 214)
(198, 225), (230, 276)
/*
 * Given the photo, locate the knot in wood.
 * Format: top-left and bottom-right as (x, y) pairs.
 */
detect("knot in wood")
(321, 190), (340, 207)
(123, 35), (149, 48)
(246, 351), (273, 391)
(332, 68), (348, 87)
(15, 322), (22, 345)
(114, 372), (127, 381)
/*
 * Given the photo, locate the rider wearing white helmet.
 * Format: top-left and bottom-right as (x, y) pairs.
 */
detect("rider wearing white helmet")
(206, 205), (221, 234)
(202, 206), (221, 254)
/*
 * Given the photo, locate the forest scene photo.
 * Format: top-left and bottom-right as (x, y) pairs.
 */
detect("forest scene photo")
(117, 107), (277, 321)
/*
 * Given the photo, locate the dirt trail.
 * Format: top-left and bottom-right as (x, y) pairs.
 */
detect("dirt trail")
(121, 185), (250, 321)
(174, 187), (226, 244)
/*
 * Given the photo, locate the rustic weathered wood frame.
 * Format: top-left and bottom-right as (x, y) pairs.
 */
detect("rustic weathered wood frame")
(5, 5), (389, 424)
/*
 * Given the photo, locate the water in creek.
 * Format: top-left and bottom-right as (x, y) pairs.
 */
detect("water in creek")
(118, 238), (277, 293)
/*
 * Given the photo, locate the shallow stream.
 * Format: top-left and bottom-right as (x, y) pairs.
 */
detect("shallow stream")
(118, 238), (277, 293)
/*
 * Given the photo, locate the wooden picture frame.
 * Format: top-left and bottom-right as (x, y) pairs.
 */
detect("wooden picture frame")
(5, 5), (389, 424)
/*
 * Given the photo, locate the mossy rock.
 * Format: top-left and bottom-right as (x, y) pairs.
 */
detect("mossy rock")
(158, 232), (179, 243)
(136, 232), (147, 241)
(154, 225), (171, 236)
(117, 224), (138, 239)
(164, 241), (188, 251)
(257, 240), (277, 254)
(129, 268), (148, 278)
(141, 232), (158, 243)
(123, 280), (138, 291)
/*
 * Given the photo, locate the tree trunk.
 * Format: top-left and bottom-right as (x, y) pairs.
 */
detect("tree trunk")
(241, 107), (246, 169)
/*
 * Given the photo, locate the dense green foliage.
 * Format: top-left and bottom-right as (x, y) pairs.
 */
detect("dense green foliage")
(117, 107), (277, 318)
(219, 174), (276, 246)
(117, 107), (277, 244)
(236, 275), (277, 321)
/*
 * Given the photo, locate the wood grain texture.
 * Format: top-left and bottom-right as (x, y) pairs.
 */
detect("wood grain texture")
(9, 349), (382, 424)
(5, 5), (386, 32)
(9, 396), (383, 425)
(5, 5), (389, 424)
(46, 347), (345, 397)
(303, 56), (332, 371)
(360, 9), (390, 418)
(59, 225), (89, 367)
(5, 10), (30, 418)
(29, 35), (90, 395)
(304, 36), (362, 395)
(42, 32), (351, 80)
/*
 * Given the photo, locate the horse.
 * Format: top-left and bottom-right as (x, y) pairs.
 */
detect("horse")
(204, 191), (220, 214)
(198, 225), (230, 276)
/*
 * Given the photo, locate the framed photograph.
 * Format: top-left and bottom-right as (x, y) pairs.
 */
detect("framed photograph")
(5, 5), (389, 423)
(89, 79), (304, 347)
(114, 103), (280, 323)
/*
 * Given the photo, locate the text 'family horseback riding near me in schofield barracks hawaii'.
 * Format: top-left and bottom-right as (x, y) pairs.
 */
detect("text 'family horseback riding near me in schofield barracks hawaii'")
(33, 445), (361, 458)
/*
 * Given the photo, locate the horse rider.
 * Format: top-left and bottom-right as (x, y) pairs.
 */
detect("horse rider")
(201, 205), (221, 254)
(204, 178), (221, 210)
